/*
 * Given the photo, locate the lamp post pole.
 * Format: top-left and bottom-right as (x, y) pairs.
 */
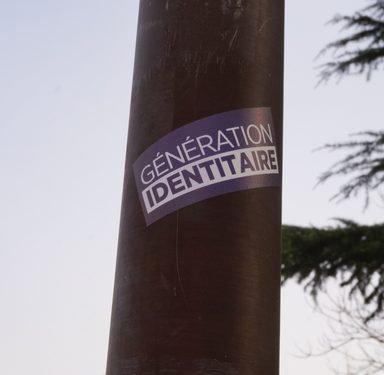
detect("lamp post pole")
(106, 1), (284, 374)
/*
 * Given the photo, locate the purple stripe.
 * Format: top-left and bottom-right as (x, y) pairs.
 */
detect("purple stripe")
(133, 107), (281, 225)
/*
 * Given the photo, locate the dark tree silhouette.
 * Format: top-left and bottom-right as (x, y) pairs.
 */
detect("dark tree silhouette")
(319, 0), (384, 81)
(282, 1), (384, 310)
(318, 131), (384, 207)
(282, 221), (384, 321)
(281, 2), (384, 371)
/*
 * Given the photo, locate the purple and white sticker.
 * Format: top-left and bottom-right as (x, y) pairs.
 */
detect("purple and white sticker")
(133, 107), (281, 225)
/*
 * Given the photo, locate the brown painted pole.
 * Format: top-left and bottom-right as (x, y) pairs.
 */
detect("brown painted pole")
(106, 1), (284, 374)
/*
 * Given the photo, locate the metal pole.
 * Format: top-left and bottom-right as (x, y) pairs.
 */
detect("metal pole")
(106, 1), (284, 374)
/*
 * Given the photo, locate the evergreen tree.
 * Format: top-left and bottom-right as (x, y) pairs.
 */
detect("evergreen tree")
(282, 0), (384, 322)
(281, 2), (384, 372)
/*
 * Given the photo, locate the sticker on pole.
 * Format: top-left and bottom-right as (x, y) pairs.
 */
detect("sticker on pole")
(133, 107), (281, 225)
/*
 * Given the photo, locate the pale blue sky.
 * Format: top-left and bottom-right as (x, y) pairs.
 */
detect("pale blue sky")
(1, 0), (383, 374)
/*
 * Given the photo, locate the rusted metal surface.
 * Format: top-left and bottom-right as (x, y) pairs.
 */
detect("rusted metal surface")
(106, 0), (284, 374)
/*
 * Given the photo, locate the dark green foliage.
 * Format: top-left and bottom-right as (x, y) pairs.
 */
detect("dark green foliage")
(318, 131), (384, 207)
(282, 221), (384, 321)
(319, 0), (384, 81)
(286, 2), (384, 322)
(280, 2), (384, 368)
